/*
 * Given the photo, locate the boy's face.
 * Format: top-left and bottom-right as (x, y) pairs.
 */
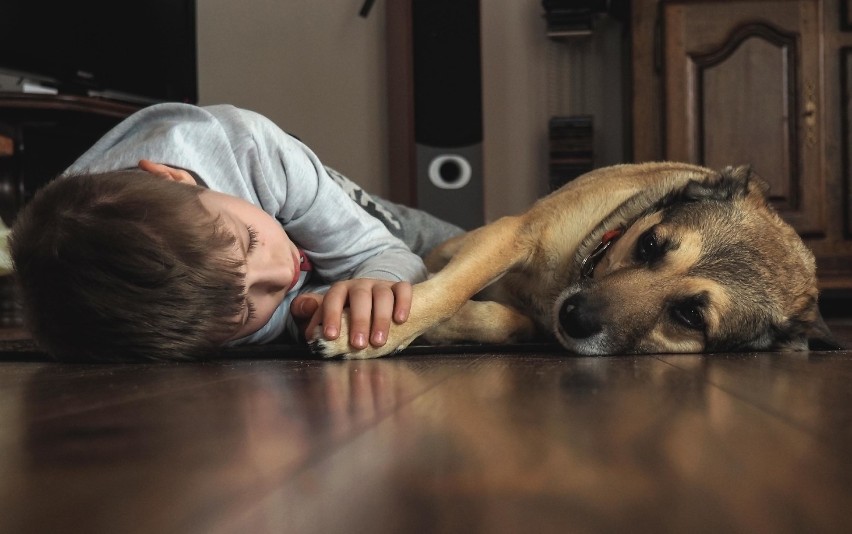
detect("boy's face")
(197, 189), (300, 342)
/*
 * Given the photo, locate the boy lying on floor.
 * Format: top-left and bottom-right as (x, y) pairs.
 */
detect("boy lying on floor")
(10, 103), (461, 362)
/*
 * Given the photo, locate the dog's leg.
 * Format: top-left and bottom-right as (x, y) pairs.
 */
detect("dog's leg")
(311, 215), (531, 358)
(424, 232), (468, 272)
(420, 300), (537, 345)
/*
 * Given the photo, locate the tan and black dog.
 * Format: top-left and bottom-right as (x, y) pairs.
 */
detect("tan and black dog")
(313, 162), (838, 358)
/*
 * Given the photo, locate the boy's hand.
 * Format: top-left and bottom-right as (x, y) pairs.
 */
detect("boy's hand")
(290, 293), (323, 341)
(291, 279), (412, 350)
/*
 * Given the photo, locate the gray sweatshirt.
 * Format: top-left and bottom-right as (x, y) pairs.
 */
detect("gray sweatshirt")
(64, 103), (429, 345)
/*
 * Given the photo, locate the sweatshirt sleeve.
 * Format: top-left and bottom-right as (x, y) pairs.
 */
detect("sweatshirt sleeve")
(215, 107), (427, 285)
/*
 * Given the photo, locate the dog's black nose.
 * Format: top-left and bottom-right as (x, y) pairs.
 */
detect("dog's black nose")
(559, 293), (602, 339)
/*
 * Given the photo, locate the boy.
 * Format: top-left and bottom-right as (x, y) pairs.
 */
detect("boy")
(10, 103), (462, 362)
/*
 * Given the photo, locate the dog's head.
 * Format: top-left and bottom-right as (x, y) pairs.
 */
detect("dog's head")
(554, 165), (838, 355)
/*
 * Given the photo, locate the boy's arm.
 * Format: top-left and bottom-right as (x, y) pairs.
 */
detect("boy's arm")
(235, 108), (427, 286)
(230, 108), (425, 347)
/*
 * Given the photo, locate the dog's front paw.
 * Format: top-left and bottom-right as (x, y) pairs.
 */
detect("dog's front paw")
(309, 334), (408, 359)
(308, 330), (351, 358)
(307, 314), (413, 359)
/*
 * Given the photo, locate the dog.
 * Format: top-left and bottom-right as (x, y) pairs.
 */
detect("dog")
(312, 162), (838, 358)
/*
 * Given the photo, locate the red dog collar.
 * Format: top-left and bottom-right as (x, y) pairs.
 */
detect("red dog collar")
(580, 227), (623, 279)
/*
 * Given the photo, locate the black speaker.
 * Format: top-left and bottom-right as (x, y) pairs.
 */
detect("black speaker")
(387, 0), (484, 230)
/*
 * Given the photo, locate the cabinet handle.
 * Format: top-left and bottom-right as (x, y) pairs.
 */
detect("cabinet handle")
(805, 80), (817, 148)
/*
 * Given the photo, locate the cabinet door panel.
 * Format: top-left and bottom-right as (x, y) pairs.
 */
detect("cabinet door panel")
(664, 0), (824, 236)
(700, 28), (794, 205)
(844, 49), (852, 238)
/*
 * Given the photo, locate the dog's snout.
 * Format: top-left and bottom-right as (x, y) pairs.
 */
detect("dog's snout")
(558, 293), (603, 339)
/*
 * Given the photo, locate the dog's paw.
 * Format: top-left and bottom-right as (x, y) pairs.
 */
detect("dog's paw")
(307, 332), (347, 359)
(309, 337), (407, 359)
(307, 324), (412, 359)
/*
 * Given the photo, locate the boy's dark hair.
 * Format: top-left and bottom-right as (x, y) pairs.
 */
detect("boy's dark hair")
(9, 170), (246, 362)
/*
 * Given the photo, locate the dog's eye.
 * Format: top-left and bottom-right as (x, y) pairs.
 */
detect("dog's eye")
(671, 302), (705, 330)
(636, 229), (662, 263)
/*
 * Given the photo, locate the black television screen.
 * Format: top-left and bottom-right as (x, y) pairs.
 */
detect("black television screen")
(0, 0), (197, 104)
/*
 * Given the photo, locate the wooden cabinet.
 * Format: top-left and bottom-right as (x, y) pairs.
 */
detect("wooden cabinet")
(632, 0), (852, 290)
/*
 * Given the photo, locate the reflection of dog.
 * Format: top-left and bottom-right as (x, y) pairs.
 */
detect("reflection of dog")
(314, 162), (838, 358)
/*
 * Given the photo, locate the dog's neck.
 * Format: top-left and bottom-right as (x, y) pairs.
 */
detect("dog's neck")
(572, 187), (671, 279)
(580, 227), (624, 278)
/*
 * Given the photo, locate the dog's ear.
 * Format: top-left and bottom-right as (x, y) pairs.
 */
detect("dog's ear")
(680, 167), (747, 202)
(679, 164), (770, 203)
(731, 165), (772, 201)
(773, 294), (844, 351)
(806, 313), (844, 350)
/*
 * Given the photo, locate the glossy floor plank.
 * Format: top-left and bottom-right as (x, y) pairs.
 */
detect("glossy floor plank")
(1, 350), (852, 533)
(234, 355), (852, 533)
(0, 359), (468, 533)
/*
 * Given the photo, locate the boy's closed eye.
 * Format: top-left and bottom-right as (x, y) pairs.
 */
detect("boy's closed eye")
(241, 225), (260, 325)
(246, 225), (259, 254)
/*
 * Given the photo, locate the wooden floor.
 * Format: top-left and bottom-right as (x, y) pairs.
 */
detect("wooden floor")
(2, 321), (852, 533)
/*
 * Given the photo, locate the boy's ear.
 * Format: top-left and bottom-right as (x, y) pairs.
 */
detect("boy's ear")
(137, 159), (197, 185)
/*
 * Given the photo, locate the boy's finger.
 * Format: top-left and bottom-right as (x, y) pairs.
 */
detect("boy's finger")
(392, 282), (413, 323)
(290, 294), (322, 340)
(321, 285), (348, 339)
(305, 308), (324, 341)
(370, 286), (394, 346)
(290, 294), (321, 319)
(347, 285), (373, 350)
(347, 286), (372, 349)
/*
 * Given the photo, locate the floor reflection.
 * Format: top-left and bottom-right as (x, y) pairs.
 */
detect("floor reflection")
(0, 352), (850, 532)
